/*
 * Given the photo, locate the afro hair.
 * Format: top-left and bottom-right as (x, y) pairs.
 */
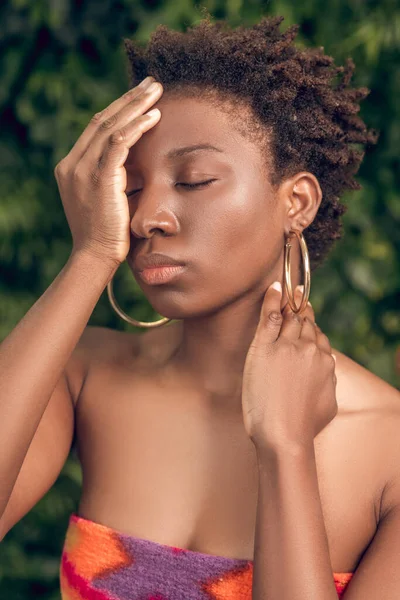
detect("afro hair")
(123, 13), (379, 271)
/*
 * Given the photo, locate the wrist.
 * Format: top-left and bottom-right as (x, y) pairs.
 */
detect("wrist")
(69, 248), (120, 280)
(254, 435), (315, 464)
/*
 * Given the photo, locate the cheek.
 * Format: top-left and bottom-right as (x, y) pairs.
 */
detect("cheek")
(225, 191), (282, 282)
(188, 185), (279, 289)
(200, 183), (275, 255)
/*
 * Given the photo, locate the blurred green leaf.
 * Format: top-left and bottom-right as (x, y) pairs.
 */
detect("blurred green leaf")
(1, 0), (399, 597)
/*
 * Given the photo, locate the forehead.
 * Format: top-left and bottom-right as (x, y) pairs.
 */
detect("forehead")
(125, 93), (264, 168)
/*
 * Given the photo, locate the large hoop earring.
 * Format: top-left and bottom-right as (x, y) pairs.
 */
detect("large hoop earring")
(283, 229), (311, 314)
(107, 267), (172, 328)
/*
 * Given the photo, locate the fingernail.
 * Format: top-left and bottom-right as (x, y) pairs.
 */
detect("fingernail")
(296, 284), (304, 293)
(307, 301), (312, 307)
(145, 108), (161, 119)
(147, 81), (159, 93)
(270, 281), (282, 293)
(138, 76), (154, 88)
(332, 353), (336, 363)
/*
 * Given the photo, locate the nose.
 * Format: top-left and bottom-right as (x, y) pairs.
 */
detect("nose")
(130, 187), (179, 239)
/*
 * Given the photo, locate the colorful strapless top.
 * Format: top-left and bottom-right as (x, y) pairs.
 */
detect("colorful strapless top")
(60, 513), (354, 599)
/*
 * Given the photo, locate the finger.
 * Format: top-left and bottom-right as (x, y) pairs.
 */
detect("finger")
(82, 82), (163, 169)
(255, 281), (284, 344)
(278, 294), (304, 339)
(294, 285), (316, 323)
(65, 76), (155, 163)
(299, 316), (318, 342)
(315, 324), (332, 354)
(299, 295), (331, 352)
(282, 284), (312, 321)
(304, 297), (317, 324)
(289, 284), (316, 341)
(280, 285), (317, 340)
(95, 108), (162, 173)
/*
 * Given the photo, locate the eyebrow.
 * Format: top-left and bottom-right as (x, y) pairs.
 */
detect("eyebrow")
(166, 144), (224, 159)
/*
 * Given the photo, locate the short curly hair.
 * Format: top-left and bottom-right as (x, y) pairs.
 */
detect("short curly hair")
(123, 13), (379, 272)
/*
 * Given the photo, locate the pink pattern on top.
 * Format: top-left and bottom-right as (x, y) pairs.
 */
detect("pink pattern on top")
(60, 513), (354, 599)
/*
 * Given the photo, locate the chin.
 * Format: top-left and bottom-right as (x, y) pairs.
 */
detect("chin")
(140, 289), (224, 322)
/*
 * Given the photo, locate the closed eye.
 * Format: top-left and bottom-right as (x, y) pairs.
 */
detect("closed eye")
(177, 179), (217, 190)
(126, 179), (217, 197)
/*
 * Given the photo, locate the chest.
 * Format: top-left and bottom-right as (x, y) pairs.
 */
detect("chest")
(74, 363), (381, 573)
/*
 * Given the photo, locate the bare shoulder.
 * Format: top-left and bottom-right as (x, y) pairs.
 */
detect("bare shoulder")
(332, 348), (400, 518)
(332, 347), (400, 413)
(65, 326), (140, 406)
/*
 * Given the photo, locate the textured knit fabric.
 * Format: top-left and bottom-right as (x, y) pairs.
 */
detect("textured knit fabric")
(60, 513), (354, 599)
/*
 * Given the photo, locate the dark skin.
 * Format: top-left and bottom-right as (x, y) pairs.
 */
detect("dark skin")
(71, 80), (400, 593)
(124, 90), (321, 407)
(1, 76), (400, 597)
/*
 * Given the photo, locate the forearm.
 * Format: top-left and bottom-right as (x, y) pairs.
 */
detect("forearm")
(0, 250), (117, 514)
(252, 442), (338, 600)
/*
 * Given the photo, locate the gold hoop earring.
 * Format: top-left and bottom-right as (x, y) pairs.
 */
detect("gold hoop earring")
(283, 229), (311, 314)
(107, 267), (172, 328)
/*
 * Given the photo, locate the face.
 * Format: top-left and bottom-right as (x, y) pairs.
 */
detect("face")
(124, 93), (287, 320)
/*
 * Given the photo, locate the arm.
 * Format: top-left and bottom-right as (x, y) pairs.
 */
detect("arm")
(0, 250), (117, 521)
(0, 74), (163, 535)
(338, 401), (400, 599)
(252, 404), (400, 600)
(252, 442), (339, 600)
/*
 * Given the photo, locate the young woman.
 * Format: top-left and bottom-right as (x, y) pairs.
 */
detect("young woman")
(1, 14), (399, 600)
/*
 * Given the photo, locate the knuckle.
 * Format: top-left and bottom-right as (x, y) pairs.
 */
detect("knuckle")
(89, 168), (101, 187)
(267, 310), (283, 324)
(100, 113), (118, 130)
(72, 165), (85, 183)
(290, 340), (301, 354)
(128, 95), (142, 108)
(304, 340), (318, 354)
(276, 339), (293, 357)
(278, 338), (293, 351)
(91, 110), (105, 124)
(54, 159), (67, 178)
(109, 129), (125, 144)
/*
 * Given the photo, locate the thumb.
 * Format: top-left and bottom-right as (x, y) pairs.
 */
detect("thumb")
(254, 281), (284, 345)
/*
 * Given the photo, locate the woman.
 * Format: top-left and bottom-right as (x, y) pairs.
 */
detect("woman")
(0, 14), (399, 600)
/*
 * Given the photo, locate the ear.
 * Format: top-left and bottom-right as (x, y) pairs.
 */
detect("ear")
(280, 172), (323, 233)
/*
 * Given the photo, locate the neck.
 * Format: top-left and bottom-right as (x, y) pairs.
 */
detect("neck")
(169, 278), (295, 410)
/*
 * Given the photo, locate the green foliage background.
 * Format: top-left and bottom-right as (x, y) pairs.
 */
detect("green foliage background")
(0, 0), (399, 597)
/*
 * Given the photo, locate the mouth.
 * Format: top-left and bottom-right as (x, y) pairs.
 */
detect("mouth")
(134, 251), (185, 269)
(137, 265), (187, 285)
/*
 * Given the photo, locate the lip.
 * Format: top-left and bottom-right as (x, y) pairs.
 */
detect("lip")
(138, 265), (187, 285)
(134, 252), (186, 272)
